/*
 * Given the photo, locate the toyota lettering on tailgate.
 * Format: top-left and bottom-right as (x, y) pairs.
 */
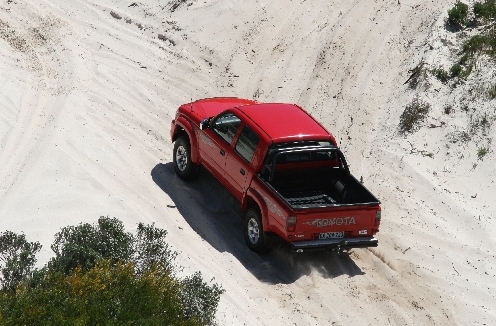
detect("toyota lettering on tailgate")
(303, 217), (356, 227)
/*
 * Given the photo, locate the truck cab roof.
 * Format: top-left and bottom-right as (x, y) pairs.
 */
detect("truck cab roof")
(186, 98), (336, 145)
(236, 103), (334, 144)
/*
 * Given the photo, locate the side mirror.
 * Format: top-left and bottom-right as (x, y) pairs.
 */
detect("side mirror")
(200, 118), (210, 130)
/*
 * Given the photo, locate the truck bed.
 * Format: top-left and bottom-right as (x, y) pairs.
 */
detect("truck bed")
(266, 167), (379, 209)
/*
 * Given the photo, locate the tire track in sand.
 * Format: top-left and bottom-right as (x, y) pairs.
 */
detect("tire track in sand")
(0, 4), (75, 200)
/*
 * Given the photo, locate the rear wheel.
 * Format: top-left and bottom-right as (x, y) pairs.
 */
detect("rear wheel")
(173, 136), (199, 180)
(244, 208), (270, 254)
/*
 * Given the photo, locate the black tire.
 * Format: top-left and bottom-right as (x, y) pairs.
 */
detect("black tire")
(244, 208), (270, 254)
(173, 136), (199, 180)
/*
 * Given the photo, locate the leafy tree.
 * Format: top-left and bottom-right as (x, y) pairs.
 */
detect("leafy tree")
(0, 231), (41, 290)
(48, 216), (134, 274)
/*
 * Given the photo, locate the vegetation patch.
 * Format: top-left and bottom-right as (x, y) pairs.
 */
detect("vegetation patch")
(400, 94), (431, 133)
(448, 1), (469, 27)
(0, 232), (41, 291)
(432, 67), (449, 82)
(478, 147), (489, 159)
(469, 113), (492, 136)
(446, 1), (496, 80)
(0, 217), (223, 326)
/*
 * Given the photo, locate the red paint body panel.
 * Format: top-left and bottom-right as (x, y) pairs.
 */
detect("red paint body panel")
(183, 97), (257, 123)
(170, 97), (381, 251)
(237, 103), (333, 143)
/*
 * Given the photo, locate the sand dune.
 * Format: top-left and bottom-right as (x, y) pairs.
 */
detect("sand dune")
(1, 0), (495, 325)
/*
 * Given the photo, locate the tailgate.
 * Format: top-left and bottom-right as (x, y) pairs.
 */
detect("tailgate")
(289, 205), (381, 251)
(296, 206), (379, 237)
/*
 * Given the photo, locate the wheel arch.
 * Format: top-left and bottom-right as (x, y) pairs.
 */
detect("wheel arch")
(243, 189), (270, 232)
(172, 117), (199, 163)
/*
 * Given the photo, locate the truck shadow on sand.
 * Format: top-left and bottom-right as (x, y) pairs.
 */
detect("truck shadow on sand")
(151, 163), (364, 284)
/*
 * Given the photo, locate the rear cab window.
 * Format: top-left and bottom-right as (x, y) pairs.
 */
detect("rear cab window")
(261, 141), (345, 181)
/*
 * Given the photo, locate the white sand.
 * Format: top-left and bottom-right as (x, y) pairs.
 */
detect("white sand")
(1, 0), (495, 325)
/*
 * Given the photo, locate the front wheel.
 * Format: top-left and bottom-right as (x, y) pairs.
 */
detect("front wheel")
(244, 208), (270, 254)
(173, 136), (199, 180)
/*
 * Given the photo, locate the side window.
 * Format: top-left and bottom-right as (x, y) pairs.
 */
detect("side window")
(235, 125), (260, 162)
(212, 112), (242, 144)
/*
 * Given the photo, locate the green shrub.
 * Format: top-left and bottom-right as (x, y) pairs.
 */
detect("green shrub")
(473, 0), (496, 21)
(133, 222), (178, 275)
(487, 83), (496, 98)
(458, 53), (469, 65)
(0, 261), (204, 326)
(448, 1), (469, 27)
(477, 147), (489, 159)
(400, 94), (431, 132)
(487, 33), (496, 55)
(443, 1), (496, 82)
(48, 216), (134, 274)
(463, 34), (487, 55)
(469, 113), (492, 136)
(180, 272), (225, 325)
(459, 62), (474, 78)
(450, 63), (463, 77)
(0, 231), (41, 290)
(0, 217), (224, 325)
(432, 67), (449, 82)
(48, 217), (178, 276)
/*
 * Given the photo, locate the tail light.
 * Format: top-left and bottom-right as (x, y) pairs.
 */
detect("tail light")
(286, 216), (297, 232)
(375, 210), (381, 226)
(374, 210), (381, 233)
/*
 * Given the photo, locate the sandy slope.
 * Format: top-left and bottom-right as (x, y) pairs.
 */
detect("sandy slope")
(0, 0), (495, 325)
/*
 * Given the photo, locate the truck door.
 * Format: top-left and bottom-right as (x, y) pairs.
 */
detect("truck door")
(199, 111), (241, 183)
(225, 125), (260, 200)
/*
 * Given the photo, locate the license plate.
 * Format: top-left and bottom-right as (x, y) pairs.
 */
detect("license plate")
(319, 231), (344, 239)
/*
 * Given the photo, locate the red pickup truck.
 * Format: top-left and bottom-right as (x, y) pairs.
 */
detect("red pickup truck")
(170, 98), (381, 253)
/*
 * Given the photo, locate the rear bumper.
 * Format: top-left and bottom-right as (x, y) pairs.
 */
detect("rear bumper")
(290, 236), (378, 251)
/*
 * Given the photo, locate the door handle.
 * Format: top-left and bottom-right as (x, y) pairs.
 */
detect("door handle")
(220, 149), (225, 156)
(240, 169), (245, 175)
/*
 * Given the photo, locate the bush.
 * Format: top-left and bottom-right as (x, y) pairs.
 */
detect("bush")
(473, 0), (496, 21)
(450, 63), (463, 77)
(0, 217), (224, 325)
(432, 67), (449, 82)
(180, 272), (224, 325)
(463, 34), (487, 55)
(0, 231), (41, 290)
(478, 147), (489, 159)
(133, 222), (178, 275)
(400, 94), (431, 132)
(443, 1), (496, 82)
(48, 216), (134, 274)
(487, 83), (496, 98)
(448, 1), (469, 27)
(48, 216), (178, 275)
(0, 261), (204, 326)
